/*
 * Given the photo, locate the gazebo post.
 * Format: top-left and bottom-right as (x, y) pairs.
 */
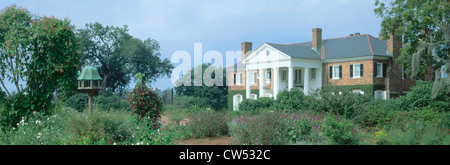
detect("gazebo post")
(87, 91), (95, 115)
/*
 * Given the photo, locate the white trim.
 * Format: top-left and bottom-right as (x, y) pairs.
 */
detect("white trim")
(353, 63), (361, 78)
(332, 65), (340, 80)
(243, 43), (291, 63)
(324, 55), (390, 63)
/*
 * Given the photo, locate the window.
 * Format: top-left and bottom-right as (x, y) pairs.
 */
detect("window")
(350, 63), (364, 78)
(266, 69), (271, 83)
(294, 69), (302, 85)
(376, 63), (383, 78)
(250, 72), (257, 84)
(332, 65), (341, 79)
(233, 94), (243, 111)
(352, 90), (364, 95)
(236, 73), (242, 85)
(354, 64), (361, 78)
(282, 70), (287, 81)
(311, 68), (316, 80)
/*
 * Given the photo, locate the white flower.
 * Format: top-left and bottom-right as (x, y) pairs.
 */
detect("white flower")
(35, 120), (41, 125)
(36, 132), (42, 139)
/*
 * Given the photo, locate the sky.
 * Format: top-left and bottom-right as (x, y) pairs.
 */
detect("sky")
(0, 0), (384, 92)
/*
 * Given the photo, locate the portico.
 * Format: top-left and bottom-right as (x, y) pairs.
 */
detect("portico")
(243, 43), (322, 100)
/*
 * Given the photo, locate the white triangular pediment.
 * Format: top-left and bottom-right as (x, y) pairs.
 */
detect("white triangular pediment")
(243, 43), (291, 65)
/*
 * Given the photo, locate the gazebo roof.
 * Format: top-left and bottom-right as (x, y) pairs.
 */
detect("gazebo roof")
(78, 65), (102, 80)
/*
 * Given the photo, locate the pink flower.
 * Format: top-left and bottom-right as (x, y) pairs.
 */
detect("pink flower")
(161, 127), (164, 131)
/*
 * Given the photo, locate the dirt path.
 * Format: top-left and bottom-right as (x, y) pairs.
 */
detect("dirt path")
(177, 135), (234, 145)
(161, 115), (234, 145)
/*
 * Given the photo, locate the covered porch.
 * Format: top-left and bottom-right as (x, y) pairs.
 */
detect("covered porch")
(244, 60), (322, 100)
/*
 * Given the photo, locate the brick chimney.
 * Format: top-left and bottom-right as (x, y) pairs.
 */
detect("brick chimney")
(387, 34), (402, 58)
(312, 28), (322, 51)
(241, 41), (252, 61)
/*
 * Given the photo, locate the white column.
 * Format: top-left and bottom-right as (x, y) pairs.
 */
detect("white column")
(259, 68), (265, 97)
(273, 67), (279, 99)
(288, 66), (294, 90)
(246, 69), (251, 99)
(304, 67), (309, 95)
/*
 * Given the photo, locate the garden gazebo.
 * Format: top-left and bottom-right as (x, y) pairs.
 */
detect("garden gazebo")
(77, 62), (103, 114)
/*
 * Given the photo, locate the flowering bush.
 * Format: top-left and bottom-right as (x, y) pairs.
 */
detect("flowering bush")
(128, 82), (163, 125)
(286, 112), (324, 143)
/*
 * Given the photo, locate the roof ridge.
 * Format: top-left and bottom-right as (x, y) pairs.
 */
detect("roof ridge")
(286, 41), (311, 45)
(366, 34), (374, 55)
(323, 34), (368, 41)
(267, 42), (310, 48)
(284, 34), (370, 46)
(369, 34), (387, 44)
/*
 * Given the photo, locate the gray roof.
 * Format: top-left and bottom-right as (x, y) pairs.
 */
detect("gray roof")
(226, 60), (246, 70)
(266, 43), (321, 60)
(283, 34), (390, 59)
(231, 34), (390, 69)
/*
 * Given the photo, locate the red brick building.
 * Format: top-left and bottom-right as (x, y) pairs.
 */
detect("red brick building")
(227, 28), (426, 110)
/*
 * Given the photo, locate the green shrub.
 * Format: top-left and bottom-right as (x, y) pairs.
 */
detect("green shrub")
(128, 82), (163, 125)
(229, 112), (288, 145)
(355, 100), (398, 128)
(378, 118), (449, 145)
(285, 112), (324, 144)
(322, 114), (361, 145)
(66, 108), (134, 144)
(65, 93), (88, 112)
(173, 95), (210, 109)
(404, 80), (450, 111)
(184, 110), (229, 139)
(66, 93), (129, 112)
(130, 115), (178, 145)
(274, 88), (306, 113)
(239, 97), (274, 114)
(312, 86), (372, 119)
(0, 93), (30, 130)
(95, 94), (129, 111)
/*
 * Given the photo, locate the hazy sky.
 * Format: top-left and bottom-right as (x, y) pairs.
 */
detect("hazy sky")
(0, 0), (383, 91)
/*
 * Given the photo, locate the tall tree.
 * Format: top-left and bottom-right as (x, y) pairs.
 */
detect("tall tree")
(77, 22), (131, 92)
(174, 64), (228, 110)
(0, 5), (80, 127)
(0, 5), (33, 96)
(374, 0), (450, 98)
(78, 22), (173, 93)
